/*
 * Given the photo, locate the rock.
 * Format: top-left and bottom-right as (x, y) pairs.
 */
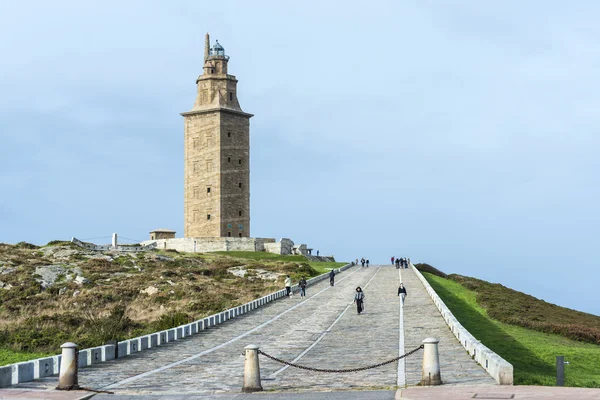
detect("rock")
(35, 265), (69, 288)
(228, 266), (280, 281)
(151, 254), (174, 262)
(0, 281), (12, 290)
(59, 287), (67, 295)
(167, 280), (175, 286)
(53, 249), (79, 259)
(75, 276), (90, 285)
(86, 254), (113, 262)
(73, 290), (80, 297)
(0, 266), (16, 275)
(228, 267), (247, 278)
(141, 286), (159, 295)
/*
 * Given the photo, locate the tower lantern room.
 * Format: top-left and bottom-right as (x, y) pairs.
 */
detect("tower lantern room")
(202, 35), (229, 76)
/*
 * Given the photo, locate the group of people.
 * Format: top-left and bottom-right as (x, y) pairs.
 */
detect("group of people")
(283, 267), (408, 316)
(284, 270), (336, 298)
(392, 256), (410, 269)
(356, 258), (370, 267)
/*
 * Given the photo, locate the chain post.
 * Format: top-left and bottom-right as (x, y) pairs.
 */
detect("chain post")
(242, 345), (263, 392)
(56, 342), (80, 390)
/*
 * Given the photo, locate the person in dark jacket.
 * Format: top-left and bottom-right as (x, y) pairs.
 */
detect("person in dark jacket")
(354, 286), (365, 314)
(398, 283), (407, 304)
(299, 277), (307, 297)
(329, 269), (335, 286)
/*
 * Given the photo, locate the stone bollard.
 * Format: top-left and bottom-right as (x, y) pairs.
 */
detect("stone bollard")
(421, 338), (442, 385)
(242, 344), (263, 392)
(56, 342), (80, 390)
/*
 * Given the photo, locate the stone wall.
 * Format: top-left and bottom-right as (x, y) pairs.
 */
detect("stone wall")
(71, 238), (156, 252)
(264, 238), (294, 255)
(140, 237), (277, 253)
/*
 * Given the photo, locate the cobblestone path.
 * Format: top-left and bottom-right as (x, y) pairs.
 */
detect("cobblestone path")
(18, 265), (494, 397)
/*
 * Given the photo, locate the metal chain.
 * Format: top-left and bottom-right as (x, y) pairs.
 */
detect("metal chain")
(258, 344), (424, 373)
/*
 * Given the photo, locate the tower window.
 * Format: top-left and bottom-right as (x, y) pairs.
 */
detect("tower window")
(228, 157), (231, 163)
(207, 187), (211, 194)
(239, 233), (242, 237)
(207, 214), (211, 220)
(238, 182), (242, 189)
(227, 132), (231, 138)
(238, 224), (243, 230)
(228, 232), (231, 237)
(229, 92), (233, 101)
(238, 159), (242, 165)
(239, 210), (242, 217)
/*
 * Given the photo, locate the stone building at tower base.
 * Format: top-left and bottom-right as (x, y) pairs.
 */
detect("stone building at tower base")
(139, 237), (327, 258)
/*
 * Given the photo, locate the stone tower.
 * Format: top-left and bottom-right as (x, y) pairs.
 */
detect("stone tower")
(181, 34), (252, 238)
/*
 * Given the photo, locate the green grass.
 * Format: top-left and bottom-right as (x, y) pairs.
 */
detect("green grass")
(423, 272), (600, 387)
(212, 251), (347, 274)
(307, 261), (347, 274)
(212, 251), (307, 262)
(0, 349), (54, 366)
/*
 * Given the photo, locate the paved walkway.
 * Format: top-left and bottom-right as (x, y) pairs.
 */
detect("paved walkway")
(9, 265), (494, 397)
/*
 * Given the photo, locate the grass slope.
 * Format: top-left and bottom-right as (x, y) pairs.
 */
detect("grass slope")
(422, 272), (600, 387)
(0, 243), (344, 366)
(213, 251), (347, 274)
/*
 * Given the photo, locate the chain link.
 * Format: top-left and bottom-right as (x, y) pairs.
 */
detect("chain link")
(258, 344), (424, 373)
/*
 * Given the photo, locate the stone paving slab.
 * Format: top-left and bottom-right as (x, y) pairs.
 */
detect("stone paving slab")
(92, 390), (397, 399)
(397, 384), (600, 399)
(0, 389), (95, 399)
(401, 266), (495, 386)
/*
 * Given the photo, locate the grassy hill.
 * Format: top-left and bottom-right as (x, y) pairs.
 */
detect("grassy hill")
(415, 263), (600, 387)
(0, 242), (345, 366)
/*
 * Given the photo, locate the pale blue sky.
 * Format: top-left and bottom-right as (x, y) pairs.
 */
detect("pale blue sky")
(1, 1), (598, 315)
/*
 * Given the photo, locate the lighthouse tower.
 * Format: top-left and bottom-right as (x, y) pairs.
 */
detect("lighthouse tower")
(181, 34), (253, 238)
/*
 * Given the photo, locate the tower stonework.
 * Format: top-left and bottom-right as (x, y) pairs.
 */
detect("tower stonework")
(182, 34), (252, 238)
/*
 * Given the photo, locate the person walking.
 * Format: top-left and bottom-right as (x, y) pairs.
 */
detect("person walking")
(407, 258), (411, 268)
(366, 259), (370, 267)
(354, 286), (365, 314)
(395, 258), (400, 269)
(299, 277), (307, 297)
(398, 283), (407, 304)
(391, 256), (395, 265)
(329, 269), (335, 286)
(361, 258), (365, 267)
(285, 275), (292, 296)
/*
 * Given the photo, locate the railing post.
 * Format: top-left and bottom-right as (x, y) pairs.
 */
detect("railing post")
(242, 344), (262, 392)
(56, 342), (79, 390)
(421, 338), (442, 385)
